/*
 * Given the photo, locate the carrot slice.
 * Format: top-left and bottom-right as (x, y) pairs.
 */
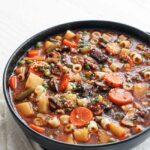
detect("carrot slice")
(63, 39), (77, 48)
(29, 124), (45, 133)
(70, 107), (93, 127)
(105, 42), (120, 55)
(59, 74), (70, 92)
(108, 88), (133, 105)
(9, 75), (17, 90)
(104, 73), (123, 87)
(27, 49), (40, 57)
(29, 62), (43, 76)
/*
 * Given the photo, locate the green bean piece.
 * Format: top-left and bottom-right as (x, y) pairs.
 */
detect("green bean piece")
(26, 59), (33, 64)
(15, 88), (34, 101)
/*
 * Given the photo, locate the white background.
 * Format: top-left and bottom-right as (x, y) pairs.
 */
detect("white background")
(0, 0), (150, 149)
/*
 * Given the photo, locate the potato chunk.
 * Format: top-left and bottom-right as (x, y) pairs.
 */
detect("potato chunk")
(133, 83), (148, 97)
(16, 102), (34, 117)
(64, 30), (75, 40)
(26, 73), (44, 89)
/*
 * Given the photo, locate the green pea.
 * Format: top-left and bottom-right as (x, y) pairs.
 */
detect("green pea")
(35, 41), (43, 48)
(66, 64), (73, 68)
(84, 64), (90, 70)
(18, 60), (25, 65)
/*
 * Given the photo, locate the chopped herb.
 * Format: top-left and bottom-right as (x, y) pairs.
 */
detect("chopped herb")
(39, 66), (45, 72)
(58, 56), (62, 63)
(66, 64), (73, 68)
(109, 138), (117, 143)
(121, 58), (128, 63)
(42, 82), (49, 89)
(99, 64), (104, 69)
(60, 99), (66, 104)
(52, 129), (61, 137)
(49, 63), (55, 67)
(71, 83), (76, 90)
(65, 108), (72, 112)
(84, 63), (91, 70)
(126, 78), (132, 83)
(92, 97), (100, 104)
(78, 32), (89, 48)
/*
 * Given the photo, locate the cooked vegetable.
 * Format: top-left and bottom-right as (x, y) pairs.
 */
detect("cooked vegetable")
(27, 49), (40, 57)
(16, 102), (34, 117)
(63, 39), (77, 48)
(29, 124), (45, 133)
(108, 122), (126, 139)
(15, 88), (34, 101)
(64, 30), (75, 40)
(59, 74), (70, 92)
(70, 107), (93, 127)
(133, 83), (148, 97)
(26, 73), (44, 89)
(108, 88), (133, 105)
(104, 73), (123, 87)
(45, 41), (58, 50)
(98, 130), (111, 144)
(9, 75), (17, 90)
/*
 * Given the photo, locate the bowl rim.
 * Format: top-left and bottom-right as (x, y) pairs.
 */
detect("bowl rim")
(3, 20), (150, 148)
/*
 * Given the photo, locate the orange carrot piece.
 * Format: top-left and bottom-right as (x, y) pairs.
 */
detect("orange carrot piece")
(29, 124), (45, 133)
(63, 39), (77, 48)
(108, 88), (133, 105)
(58, 74), (70, 92)
(70, 107), (93, 127)
(9, 75), (17, 90)
(104, 73), (123, 87)
(27, 49), (40, 57)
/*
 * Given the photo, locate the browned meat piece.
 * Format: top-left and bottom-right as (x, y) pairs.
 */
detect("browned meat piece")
(121, 108), (137, 127)
(95, 81), (110, 91)
(49, 97), (63, 111)
(84, 56), (99, 70)
(90, 49), (108, 63)
(49, 77), (59, 92)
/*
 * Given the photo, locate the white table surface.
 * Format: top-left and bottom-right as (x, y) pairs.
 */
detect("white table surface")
(0, 0), (150, 149)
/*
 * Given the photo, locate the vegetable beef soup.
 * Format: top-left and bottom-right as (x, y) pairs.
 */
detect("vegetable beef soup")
(9, 30), (150, 144)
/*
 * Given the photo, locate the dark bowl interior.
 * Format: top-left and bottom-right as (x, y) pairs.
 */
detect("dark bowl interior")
(3, 20), (150, 150)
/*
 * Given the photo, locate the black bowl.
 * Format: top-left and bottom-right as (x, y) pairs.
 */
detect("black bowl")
(3, 20), (150, 150)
